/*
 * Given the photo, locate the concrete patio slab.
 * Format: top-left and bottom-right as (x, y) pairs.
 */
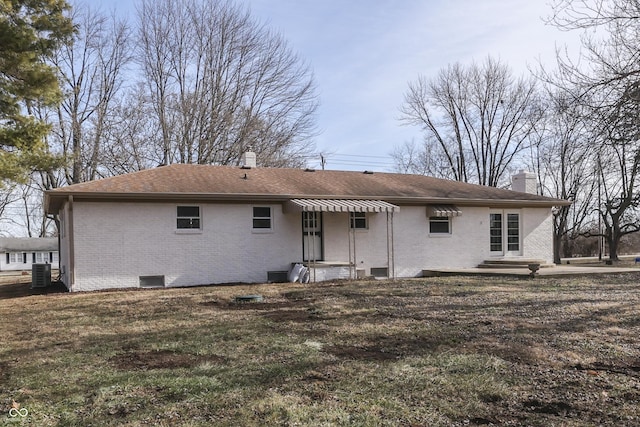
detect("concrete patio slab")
(423, 265), (640, 278)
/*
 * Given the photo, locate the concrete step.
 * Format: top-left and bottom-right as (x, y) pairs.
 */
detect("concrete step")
(481, 258), (547, 265)
(478, 259), (554, 269)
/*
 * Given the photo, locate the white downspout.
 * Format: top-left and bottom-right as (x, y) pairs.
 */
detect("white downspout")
(67, 195), (75, 291)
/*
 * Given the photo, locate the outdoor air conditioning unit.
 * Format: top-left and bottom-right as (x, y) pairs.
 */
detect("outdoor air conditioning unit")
(32, 263), (52, 289)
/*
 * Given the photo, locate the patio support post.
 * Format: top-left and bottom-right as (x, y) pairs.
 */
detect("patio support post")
(353, 214), (357, 279)
(347, 214), (353, 279)
(390, 211), (396, 279)
(311, 211), (316, 283)
(305, 211), (317, 283)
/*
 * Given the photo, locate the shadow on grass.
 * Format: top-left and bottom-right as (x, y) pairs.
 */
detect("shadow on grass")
(0, 280), (68, 300)
(4, 276), (640, 426)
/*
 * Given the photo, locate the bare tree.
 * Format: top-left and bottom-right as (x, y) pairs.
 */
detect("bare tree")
(17, 183), (53, 237)
(548, 0), (640, 260)
(548, 1), (640, 111)
(48, 4), (133, 184)
(0, 180), (53, 237)
(550, 1), (640, 32)
(137, 0), (318, 168)
(589, 90), (640, 260)
(4, 0), (320, 237)
(0, 183), (19, 236)
(391, 139), (455, 179)
(400, 56), (542, 187)
(8, 5), (135, 238)
(100, 84), (165, 175)
(531, 88), (596, 263)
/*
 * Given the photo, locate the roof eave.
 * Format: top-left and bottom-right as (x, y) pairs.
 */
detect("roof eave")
(44, 191), (293, 214)
(385, 197), (571, 207)
(44, 190), (570, 214)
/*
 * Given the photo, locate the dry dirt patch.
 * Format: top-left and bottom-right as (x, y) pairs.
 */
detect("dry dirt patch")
(109, 350), (225, 371)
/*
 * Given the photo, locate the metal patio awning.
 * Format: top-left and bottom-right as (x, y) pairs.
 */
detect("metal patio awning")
(288, 199), (399, 213)
(427, 204), (462, 217)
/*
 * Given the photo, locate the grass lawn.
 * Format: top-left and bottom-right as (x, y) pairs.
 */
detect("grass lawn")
(1, 274), (640, 426)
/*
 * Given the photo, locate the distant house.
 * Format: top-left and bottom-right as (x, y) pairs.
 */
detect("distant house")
(0, 237), (59, 272)
(44, 155), (569, 292)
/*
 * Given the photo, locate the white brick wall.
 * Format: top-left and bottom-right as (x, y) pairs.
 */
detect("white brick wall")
(70, 202), (301, 291)
(393, 206), (491, 276)
(522, 207), (554, 263)
(300, 206), (552, 278)
(321, 207), (496, 278)
(62, 201), (554, 291)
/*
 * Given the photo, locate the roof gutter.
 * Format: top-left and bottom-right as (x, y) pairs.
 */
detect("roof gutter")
(385, 197), (572, 208)
(45, 191), (570, 213)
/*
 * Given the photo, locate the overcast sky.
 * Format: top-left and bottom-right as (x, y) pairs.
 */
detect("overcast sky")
(96, 0), (581, 171)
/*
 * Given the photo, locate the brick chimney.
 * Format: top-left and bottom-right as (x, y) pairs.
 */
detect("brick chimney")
(241, 151), (257, 168)
(511, 170), (537, 194)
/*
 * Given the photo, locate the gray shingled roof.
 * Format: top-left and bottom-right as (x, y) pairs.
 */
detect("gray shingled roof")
(0, 237), (58, 252)
(45, 164), (569, 213)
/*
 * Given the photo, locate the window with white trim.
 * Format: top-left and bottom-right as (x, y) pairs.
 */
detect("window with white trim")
(8, 253), (20, 264)
(350, 212), (368, 229)
(35, 252), (48, 263)
(252, 206), (272, 230)
(429, 216), (451, 234)
(177, 206), (201, 229)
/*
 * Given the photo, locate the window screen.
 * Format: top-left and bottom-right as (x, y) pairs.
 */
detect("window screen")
(429, 216), (450, 234)
(177, 206), (201, 229)
(253, 207), (272, 229)
(350, 212), (368, 229)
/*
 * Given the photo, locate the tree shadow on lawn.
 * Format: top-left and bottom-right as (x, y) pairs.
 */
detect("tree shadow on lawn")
(236, 292), (640, 387)
(0, 280), (67, 300)
(5, 278), (640, 426)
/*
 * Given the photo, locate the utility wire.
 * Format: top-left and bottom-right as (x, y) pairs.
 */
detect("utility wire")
(317, 152), (397, 170)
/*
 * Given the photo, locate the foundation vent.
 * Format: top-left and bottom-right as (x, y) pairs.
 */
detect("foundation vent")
(139, 275), (165, 288)
(370, 267), (388, 278)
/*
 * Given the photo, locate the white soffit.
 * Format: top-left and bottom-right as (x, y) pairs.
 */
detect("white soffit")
(427, 205), (462, 217)
(288, 199), (399, 213)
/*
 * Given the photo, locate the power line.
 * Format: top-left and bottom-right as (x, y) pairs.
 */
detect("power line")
(329, 153), (392, 159)
(316, 152), (397, 171)
(329, 159), (394, 165)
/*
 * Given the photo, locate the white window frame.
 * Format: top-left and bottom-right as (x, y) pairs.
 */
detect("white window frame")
(252, 206), (273, 232)
(349, 212), (368, 230)
(176, 205), (202, 233)
(428, 216), (452, 235)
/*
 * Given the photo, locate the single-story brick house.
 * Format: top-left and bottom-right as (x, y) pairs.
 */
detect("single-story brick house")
(0, 237), (59, 271)
(44, 156), (569, 292)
